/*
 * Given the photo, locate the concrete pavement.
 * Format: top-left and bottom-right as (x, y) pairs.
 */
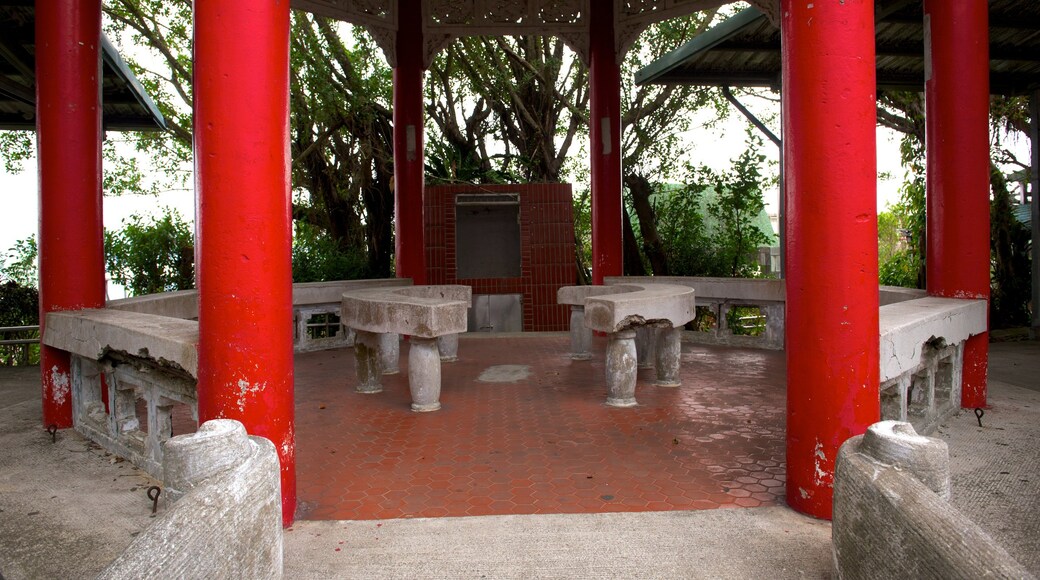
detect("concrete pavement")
(1, 341), (1037, 579)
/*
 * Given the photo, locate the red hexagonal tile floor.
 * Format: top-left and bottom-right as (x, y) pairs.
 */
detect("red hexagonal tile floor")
(294, 334), (787, 521)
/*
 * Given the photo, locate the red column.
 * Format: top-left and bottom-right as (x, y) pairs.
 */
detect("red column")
(924, 1), (990, 409)
(589, 1), (623, 285)
(194, 0), (295, 526)
(36, 0), (106, 428)
(782, 0), (879, 520)
(393, 0), (426, 284)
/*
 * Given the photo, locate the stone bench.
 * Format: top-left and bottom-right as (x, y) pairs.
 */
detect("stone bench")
(833, 421), (1032, 579)
(558, 283), (695, 407)
(341, 285), (471, 412)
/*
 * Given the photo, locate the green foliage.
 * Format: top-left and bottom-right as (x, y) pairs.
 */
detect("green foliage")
(1, 236), (38, 288)
(657, 135), (773, 278)
(0, 281), (40, 366)
(105, 209), (194, 296)
(726, 305), (766, 337)
(0, 132), (33, 174)
(291, 221), (371, 283)
(989, 167), (1032, 329)
(877, 207), (921, 288)
(879, 250), (921, 288)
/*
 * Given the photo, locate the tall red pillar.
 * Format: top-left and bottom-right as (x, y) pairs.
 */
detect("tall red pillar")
(194, 0), (296, 526)
(35, 0), (106, 428)
(589, 2), (623, 285)
(782, 0), (879, 519)
(393, 0), (426, 284)
(924, 0), (990, 409)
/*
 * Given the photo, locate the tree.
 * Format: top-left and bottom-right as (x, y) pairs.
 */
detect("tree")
(105, 209), (194, 296)
(100, 2), (398, 277)
(650, 136), (773, 278)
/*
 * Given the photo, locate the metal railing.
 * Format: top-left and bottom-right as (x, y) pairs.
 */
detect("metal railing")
(0, 325), (40, 366)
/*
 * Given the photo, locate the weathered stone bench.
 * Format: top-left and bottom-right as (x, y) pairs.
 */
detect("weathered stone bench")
(341, 285), (471, 411)
(878, 296), (987, 434)
(99, 419), (282, 579)
(44, 308), (200, 479)
(558, 283), (695, 407)
(833, 421), (1033, 579)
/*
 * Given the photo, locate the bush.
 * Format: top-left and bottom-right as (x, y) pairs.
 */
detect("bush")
(291, 221), (371, 283)
(0, 281), (40, 366)
(106, 209), (194, 296)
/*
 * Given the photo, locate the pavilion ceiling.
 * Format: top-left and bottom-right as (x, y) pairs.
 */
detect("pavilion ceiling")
(0, 3), (166, 131)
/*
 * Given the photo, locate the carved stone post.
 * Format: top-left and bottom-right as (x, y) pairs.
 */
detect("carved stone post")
(408, 337), (442, 412)
(437, 333), (459, 362)
(379, 332), (400, 374)
(353, 330), (383, 394)
(605, 329), (638, 407)
(569, 305), (592, 360)
(635, 325), (657, 369)
(655, 326), (682, 387)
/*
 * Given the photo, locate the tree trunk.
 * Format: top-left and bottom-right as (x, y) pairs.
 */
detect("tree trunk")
(622, 209), (646, 277)
(624, 173), (670, 276)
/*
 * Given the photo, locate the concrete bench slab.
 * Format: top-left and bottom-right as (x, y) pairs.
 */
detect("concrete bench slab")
(341, 285), (471, 412)
(44, 309), (199, 378)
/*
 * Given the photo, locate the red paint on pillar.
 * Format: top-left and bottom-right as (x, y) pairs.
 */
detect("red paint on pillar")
(781, 0), (879, 520)
(589, 2), (623, 285)
(393, 0), (426, 285)
(35, 0), (106, 428)
(194, 0), (295, 526)
(924, 0), (990, 409)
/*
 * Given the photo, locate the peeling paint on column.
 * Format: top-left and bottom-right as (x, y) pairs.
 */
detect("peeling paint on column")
(50, 365), (71, 406)
(235, 379), (266, 414)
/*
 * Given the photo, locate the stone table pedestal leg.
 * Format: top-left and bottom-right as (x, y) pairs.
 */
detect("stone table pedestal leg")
(655, 326), (682, 387)
(353, 330), (383, 394)
(408, 337), (442, 412)
(606, 329), (638, 407)
(636, 326), (657, 369)
(437, 333), (459, 362)
(379, 332), (400, 375)
(569, 305), (592, 360)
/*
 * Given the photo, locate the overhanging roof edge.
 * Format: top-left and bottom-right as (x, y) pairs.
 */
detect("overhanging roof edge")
(633, 7), (767, 87)
(100, 34), (167, 132)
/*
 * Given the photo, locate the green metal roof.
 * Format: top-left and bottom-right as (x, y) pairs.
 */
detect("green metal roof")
(636, 1), (1040, 96)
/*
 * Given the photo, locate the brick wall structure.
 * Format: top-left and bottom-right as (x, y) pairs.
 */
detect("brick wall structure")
(425, 183), (576, 332)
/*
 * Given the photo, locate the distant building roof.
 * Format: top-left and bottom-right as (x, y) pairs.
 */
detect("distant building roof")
(1014, 203), (1032, 229)
(0, 3), (166, 131)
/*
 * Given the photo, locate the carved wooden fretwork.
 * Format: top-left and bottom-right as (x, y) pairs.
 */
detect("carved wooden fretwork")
(292, 0), (736, 68)
(292, 0), (400, 64)
(745, 0), (780, 25)
(423, 0), (590, 63)
(614, 0), (729, 61)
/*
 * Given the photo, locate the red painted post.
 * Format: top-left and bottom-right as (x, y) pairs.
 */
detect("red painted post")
(924, 0), (990, 409)
(589, 1), (623, 285)
(35, 0), (106, 428)
(194, 0), (296, 526)
(393, 0), (427, 284)
(781, 0), (879, 520)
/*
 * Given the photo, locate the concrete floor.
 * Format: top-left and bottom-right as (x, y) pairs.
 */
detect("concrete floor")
(0, 339), (1037, 579)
